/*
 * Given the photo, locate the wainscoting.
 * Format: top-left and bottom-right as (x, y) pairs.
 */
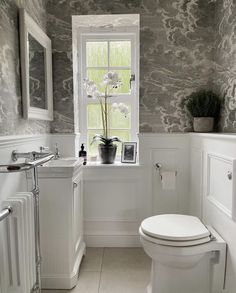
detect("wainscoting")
(190, 133), (236, 293)
(82, 133), (190, 247)
(1, 132), (236, 292)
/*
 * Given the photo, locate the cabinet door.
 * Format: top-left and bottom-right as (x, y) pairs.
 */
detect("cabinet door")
(73, 176), (83, 256)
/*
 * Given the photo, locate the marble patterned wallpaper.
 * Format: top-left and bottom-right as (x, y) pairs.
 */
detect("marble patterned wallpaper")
(213, 0), (236, 132)
(1, 0), (235, 135)
(47, 0), (217, 133)
(0, 0), (50, 135)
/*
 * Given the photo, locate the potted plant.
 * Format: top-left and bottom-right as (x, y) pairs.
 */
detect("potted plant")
(84, 72), (129, 164)
(185, 90), (221, 132)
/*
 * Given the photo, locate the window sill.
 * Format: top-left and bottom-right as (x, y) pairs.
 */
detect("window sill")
(83, 161), (142, 168)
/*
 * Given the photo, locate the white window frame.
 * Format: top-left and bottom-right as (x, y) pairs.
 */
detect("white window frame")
(76, 26), (139, 154)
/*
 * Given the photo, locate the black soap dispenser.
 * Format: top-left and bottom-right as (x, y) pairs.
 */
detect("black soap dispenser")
(79, 144), (87, 165)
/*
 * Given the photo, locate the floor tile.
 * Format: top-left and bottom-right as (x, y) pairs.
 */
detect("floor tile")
(102, 248), (151, 272)
(80, 247), (104, 272)
(42, 272), (100, 293)
(73, 271), (100, 293)
(99, 269), (150, 293)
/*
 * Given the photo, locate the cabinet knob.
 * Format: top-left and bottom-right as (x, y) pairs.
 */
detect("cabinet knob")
(73, 182), (78, 188)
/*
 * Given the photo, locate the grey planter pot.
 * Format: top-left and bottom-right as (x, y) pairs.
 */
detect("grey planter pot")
(98, 144), (117, 164)
(193, 117), (214, 132)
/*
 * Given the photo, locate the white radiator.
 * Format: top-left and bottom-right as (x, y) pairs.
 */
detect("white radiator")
(0, 193), (36, 293)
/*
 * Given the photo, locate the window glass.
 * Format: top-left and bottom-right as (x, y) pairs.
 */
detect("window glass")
(110, 104), (131, 128)
(87, 69), (107, 93)
(109, 41), (131, 67)
(114, 69), (131, 94)
(87, 104), (103, 129)
(86, 42), (108, 67)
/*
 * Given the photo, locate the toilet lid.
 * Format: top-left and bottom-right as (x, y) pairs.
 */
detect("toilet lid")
(141, 214), (210, 241)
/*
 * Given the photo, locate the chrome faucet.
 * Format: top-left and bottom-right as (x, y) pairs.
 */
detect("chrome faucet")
(11, 149), (52, 162)
(54, 143), (60, 160)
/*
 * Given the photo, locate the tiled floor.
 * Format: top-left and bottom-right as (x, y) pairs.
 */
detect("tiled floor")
(42, 247), (151, 293)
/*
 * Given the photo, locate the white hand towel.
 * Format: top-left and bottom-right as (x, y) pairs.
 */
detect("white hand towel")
(161, 171), (176, 190)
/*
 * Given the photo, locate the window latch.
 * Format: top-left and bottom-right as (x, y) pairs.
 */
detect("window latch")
(129, 74), (135, 89)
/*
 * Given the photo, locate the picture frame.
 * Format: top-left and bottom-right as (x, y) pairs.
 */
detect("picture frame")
(121, 142), (137, 163)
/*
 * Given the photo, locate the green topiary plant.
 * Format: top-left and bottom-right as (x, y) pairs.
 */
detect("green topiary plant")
(185, 90), (221, 118)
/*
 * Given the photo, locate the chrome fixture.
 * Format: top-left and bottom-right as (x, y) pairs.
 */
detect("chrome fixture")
(0, 206), (12, 222)
(54, 143), (60, 160)
(154, 162), (177, 178)
(11, 150), (34, 161)
(11, 150), (53, 162)
(40, 146), (49, 152)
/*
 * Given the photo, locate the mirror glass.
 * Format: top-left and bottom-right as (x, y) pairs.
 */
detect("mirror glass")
(28, 33), (47, 109)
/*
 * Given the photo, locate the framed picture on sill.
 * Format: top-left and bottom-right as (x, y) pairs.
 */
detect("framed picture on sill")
(121, 142), (137, 163)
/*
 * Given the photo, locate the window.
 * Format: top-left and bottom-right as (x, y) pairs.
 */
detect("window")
(76, 20), (139, 156)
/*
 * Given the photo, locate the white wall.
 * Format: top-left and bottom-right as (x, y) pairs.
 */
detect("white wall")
(190, 133), (236, 293)
(139, 133), (190, 216)
(82, 133), (190, 247)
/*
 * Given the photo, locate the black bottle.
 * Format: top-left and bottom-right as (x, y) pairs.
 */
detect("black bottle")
(79, 144), (87, 165)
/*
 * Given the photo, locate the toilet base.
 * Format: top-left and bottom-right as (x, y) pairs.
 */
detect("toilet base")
(147, 255), (212, 293)
(141, 226), (226, 293)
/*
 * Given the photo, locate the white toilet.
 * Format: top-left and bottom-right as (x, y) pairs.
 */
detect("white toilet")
(139, 214), (226, 293)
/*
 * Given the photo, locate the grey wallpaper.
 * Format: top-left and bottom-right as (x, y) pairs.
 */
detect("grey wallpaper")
(1, 0), (235, 135)
(213, 0), (236, 132)
(47, 0), (216, 133)
(0, 0), (50, 135)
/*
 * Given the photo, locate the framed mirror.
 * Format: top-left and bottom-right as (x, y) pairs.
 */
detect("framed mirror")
(19, 9), (53, 120)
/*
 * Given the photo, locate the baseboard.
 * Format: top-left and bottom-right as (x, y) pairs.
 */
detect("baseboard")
(84, 234), (141, 247)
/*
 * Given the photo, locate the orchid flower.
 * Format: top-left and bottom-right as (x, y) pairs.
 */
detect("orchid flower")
(84, 72), (129, 145)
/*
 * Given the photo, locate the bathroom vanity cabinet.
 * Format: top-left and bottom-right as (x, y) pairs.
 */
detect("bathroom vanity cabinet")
(35, 159), (85, 289)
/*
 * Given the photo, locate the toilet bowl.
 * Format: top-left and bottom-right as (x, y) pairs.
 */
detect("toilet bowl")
(139, 214), (226, 293)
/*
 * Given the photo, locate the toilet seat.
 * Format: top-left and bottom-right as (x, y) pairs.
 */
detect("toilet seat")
(140, 214), (211, 247)
(139, 227), (211, 247)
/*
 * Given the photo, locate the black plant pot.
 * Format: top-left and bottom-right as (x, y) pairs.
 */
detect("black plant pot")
(98, 144), (117, 164)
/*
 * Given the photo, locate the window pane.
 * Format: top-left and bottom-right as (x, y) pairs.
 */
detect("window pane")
(115, 70), (131, 94)
(110, 130), (130, 155)
(87, 69), (107, 93)
(87, 129), (103, 156)
(87, 104), (103, 129)
(110, 41), (131, 67)
(86, 42), (108, 67)
(110, 104), (131, 129)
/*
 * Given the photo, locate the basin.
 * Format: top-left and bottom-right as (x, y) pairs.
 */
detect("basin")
(38, 157), (83, 178)
(44, 158), (80, 167)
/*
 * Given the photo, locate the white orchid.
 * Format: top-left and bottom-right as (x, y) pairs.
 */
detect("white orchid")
(84, 79), (100, 98)
(112, 103), (129, 118)
(84, 72), (128, 143)
(101, 71), (121, 88)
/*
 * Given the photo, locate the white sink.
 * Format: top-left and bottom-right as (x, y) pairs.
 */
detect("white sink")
(38, 157), (83, 177)
(44, 158), (81, 167)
